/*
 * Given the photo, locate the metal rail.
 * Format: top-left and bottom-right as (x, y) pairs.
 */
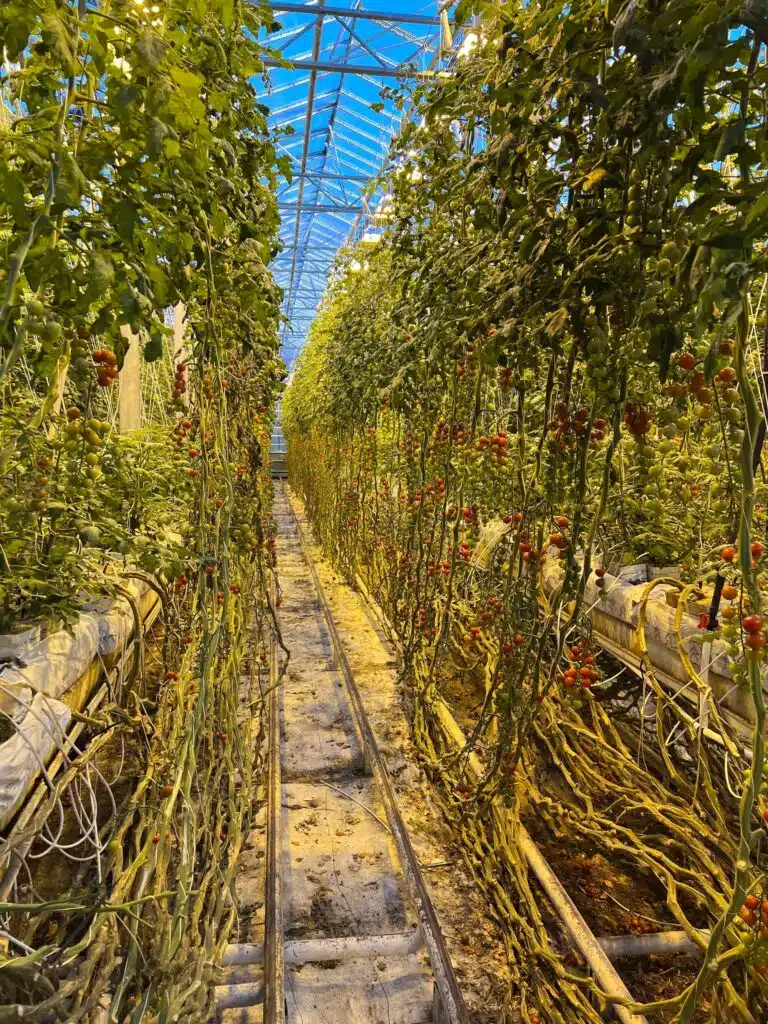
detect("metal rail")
(284, 483), (470, 1024)
(263, 580), (286, 1023)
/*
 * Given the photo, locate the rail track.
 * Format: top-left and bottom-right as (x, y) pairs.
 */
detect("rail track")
(216, 481), (470, 1024)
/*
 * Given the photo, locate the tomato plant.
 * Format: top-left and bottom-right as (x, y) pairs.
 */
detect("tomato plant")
(0, 0), (288, 1017)
(285, 2), (768, 1019)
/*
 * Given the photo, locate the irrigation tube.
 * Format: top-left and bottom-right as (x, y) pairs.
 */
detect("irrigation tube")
(285, 484), (471, 1024)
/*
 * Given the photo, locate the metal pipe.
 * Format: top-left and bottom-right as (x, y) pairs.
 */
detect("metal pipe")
(0, 594), (163, 899)
(263, 57), (438, 79)
(263, 581), (285, 1023)
(519, 833), (648, 1024)
(215, 982), (265, 1009)
(284, 0), (325, 324)
(349, 563), (649, 1024)
(598, 931), (707, 960)
(224, 930), (425, 968)
(278, 203), (362, 213)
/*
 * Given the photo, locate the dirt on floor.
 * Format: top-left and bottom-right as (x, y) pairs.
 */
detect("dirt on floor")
(288, 489), (510, 1024)
(286, 488), (727, 1024)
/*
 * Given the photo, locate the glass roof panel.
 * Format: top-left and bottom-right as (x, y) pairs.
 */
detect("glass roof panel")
(258, 2), (461, 369)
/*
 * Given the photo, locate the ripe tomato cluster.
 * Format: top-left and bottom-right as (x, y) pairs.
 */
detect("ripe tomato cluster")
(725, 539), (768, 569)
(548, 403), (608, 447)
(92, 347), (118, 388)
(501, 634), (525, 659)
(559, 643), (599, 690)
(476, 431), (508, 465)
(623, 403), (652, 437)
(497, 365), (513, 390)
(739, 893), (768, 966)
(456, 348), (477, 381)
(172, 360), (187, 400)
(742, 614), (766, 658)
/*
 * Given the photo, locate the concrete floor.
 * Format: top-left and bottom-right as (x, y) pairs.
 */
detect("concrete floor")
(218, 490), (433, 1024)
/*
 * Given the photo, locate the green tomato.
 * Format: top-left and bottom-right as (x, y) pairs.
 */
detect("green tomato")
(80, 525), (101, 545)
(41, 320), (62, 343)
(48, 543), (70, 563)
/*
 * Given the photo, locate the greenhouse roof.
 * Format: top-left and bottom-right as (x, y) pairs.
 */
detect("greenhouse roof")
(259, 2), (461, 368)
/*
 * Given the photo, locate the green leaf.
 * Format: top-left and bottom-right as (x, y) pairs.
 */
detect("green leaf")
(745, 188), (768, 227)
(582, 167), (608, 192)
(118, 286), (140, 324)
(133, 28), (168, 69)
(144, 332), (163, 362)
(171, 65), (204, 97)
(277, 155), (293, 183)
(116, 84), (142, 110)
(1, 168), (27, 226)
(221, 0), (235, 29)
(113, 199), (140, 240)
(714, 118), (746, 162)
(85, 254), (114, 300)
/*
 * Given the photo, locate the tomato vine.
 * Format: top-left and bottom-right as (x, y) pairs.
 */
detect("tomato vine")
(285, 1), (768, 1019)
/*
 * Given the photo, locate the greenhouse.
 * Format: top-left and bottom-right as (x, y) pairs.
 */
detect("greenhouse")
(2, 0), (768, 1021)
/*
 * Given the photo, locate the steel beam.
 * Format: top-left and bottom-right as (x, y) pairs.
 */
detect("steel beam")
(284, 0), (325, 326)
(263, 58), (434, 79)
(261, 3), (445, 26)
(297, 171), (368, 182)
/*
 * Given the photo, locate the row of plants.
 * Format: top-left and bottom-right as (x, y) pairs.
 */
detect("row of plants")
(285, 1), (768, 1020)
(1, 0), (287, 1019)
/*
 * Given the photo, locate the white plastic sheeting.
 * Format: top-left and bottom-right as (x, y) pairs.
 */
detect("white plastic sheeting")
(0, 577), (156, 828)
(0, 693), (71, 827)
(540, 555), (759, 730)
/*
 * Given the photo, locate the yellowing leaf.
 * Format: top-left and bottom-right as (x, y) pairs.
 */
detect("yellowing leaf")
(583, 167), (608, 192)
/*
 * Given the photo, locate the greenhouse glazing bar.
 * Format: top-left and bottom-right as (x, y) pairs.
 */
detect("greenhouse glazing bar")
(261, 3), (446, 26)
(262, 57), (435, 78)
